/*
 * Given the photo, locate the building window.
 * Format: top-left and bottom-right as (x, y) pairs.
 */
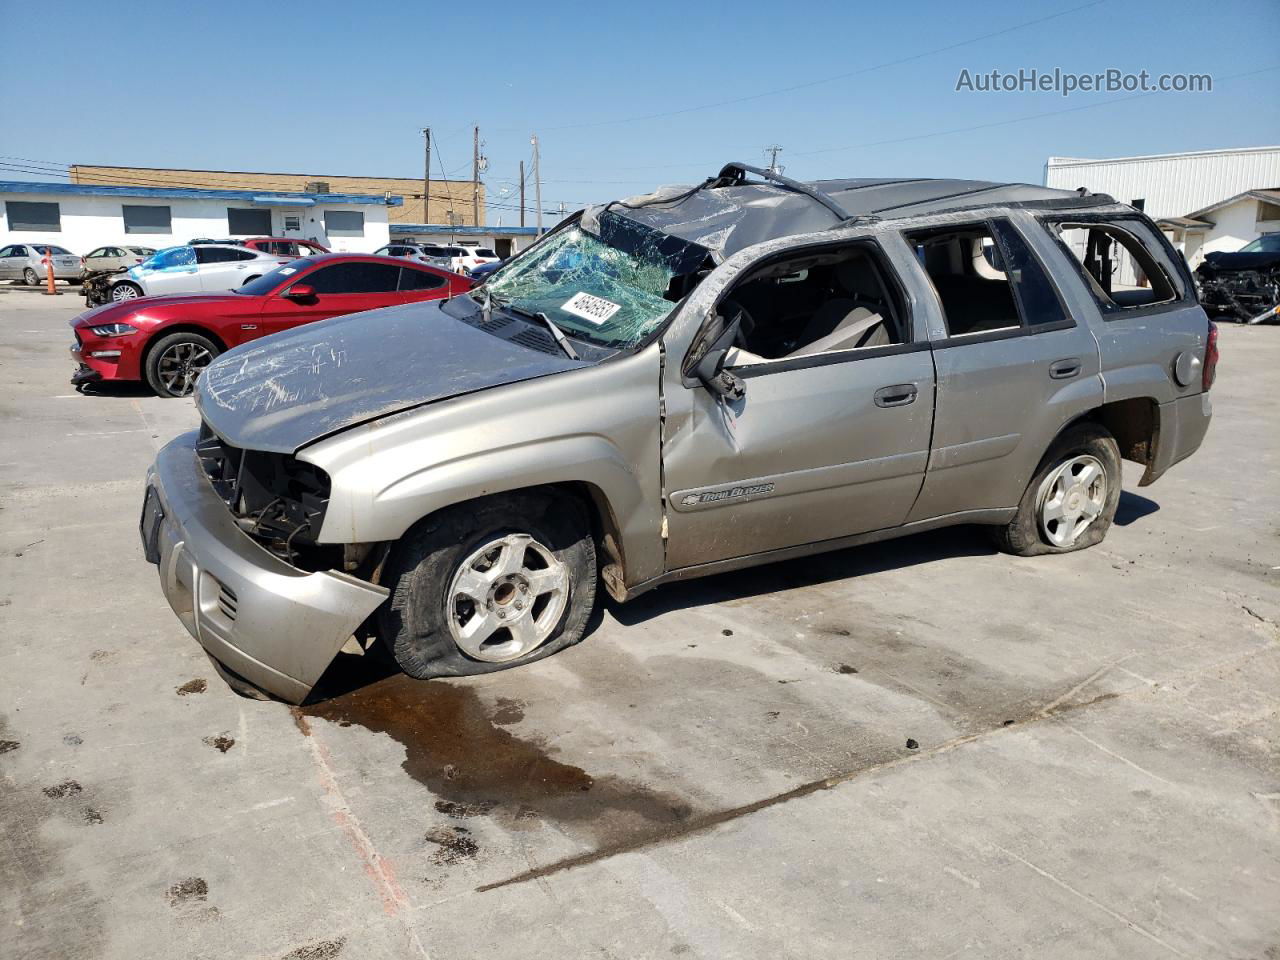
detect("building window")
(122, 204), (172, 234)
(324, 210), (364, 237)
(227, 207), (272, 236)
(6, 201), (61, 232)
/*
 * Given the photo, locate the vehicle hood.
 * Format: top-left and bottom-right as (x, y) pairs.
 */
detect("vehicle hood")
(70, 293), (252, 328)
(1198, 250), (1280, 274)
(195, 299), (589, 454)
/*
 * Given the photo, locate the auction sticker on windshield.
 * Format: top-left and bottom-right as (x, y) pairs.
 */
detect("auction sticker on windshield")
(562, 292), (621, 325)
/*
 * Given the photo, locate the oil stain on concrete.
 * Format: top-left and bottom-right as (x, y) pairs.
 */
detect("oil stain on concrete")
(297, 676), (693, 844)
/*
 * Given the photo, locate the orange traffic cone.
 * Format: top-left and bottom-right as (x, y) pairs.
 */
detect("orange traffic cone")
(42, 247), (60, 296)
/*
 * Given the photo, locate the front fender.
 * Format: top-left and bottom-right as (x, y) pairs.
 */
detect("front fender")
(303, 348), (667, 586)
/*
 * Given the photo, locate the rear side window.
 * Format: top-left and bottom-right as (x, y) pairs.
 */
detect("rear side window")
(1045, 218), (1183, 313)
(905, 218), (1069, 337)
(301, 261), (401, 294)
(399, 267), (447, 291)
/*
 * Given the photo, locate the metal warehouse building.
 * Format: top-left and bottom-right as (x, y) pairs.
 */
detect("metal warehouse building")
(0, 181), (403, 255)
(1045, 145), (1280, 265)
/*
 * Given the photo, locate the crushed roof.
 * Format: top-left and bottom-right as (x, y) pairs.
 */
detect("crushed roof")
(605, 175), (1097, 258)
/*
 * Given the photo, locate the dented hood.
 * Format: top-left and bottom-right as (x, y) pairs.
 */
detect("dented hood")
(196, 299), (587, 453)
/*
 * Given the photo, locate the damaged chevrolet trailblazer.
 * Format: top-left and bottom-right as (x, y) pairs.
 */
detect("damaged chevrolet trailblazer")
(141, 164), (1216, 703)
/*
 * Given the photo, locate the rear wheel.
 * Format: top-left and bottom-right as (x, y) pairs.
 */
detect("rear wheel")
(379, 490), (596, 679)
(23, 267), (39, 286)
(144, 331), (220, 398)
(991, 422), (1121, 556)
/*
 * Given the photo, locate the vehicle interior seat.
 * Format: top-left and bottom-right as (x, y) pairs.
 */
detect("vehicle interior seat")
(788, 257), (892, 356)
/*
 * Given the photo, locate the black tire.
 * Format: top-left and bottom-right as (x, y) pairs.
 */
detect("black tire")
(991, 422), (1122, 557)
(144, 331), (221, 398)
(379, 489), (597, 679)
(23, 267), (39, 286)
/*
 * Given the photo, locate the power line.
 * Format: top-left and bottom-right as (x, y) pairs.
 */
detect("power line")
(791, 63), (1280, 159)
(495, 0), (1106, 133)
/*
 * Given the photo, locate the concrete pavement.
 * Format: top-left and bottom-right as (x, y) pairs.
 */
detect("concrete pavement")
(1, 284), (1276, 959)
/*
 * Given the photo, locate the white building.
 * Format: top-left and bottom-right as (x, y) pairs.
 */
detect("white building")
(1044, 146), (1280, 266)
(0, 180), (403, 256)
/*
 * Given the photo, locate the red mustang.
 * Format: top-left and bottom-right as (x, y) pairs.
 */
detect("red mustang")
(71, 254), (472, 397)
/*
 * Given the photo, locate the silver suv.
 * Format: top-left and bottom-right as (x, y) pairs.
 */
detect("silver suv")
(141, 164), (1216, 702)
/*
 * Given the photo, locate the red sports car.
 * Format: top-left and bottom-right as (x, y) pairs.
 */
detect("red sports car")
(70, 254), (472, 397)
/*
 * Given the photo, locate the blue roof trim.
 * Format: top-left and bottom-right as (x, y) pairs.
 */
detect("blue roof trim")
(0, 180), (403, 206)
(390, 223), (542, 236)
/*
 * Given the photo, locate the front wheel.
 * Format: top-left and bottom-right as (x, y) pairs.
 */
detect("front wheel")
(144, 331), (220, 398)
(110, 281), (142, 302)
(379, 490), (597, 679)
(991, 422), (1121, 556)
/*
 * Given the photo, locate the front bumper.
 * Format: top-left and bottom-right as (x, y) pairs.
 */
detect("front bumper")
(144, 431), (388, 703)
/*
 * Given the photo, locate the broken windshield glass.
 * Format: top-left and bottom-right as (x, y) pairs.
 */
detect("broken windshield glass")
(482, 212), (709, 347)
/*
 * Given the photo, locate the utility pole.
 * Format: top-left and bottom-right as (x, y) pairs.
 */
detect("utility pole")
(422, 127), (431, 224)
(472, 125), (480, 227)
(765, 144), (784, 176)
(519, 160), (526, 228)
(531, 133), (542, 235)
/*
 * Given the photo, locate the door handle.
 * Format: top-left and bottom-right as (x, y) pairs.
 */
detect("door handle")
(874, 384), (918, 408)
(1049, 358), (1081, 379)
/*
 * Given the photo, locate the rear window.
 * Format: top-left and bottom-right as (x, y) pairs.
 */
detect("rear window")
(475, 248), (497, 258)
(399, 267), (447, 291)
(1046, 218), (1184, 313)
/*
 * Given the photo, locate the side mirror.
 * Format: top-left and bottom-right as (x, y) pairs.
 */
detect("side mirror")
(693, 314), (746, 400)
(285, 283), (315, 300)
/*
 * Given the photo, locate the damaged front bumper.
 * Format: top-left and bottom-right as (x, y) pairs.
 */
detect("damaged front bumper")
(143, 431), (388, 703)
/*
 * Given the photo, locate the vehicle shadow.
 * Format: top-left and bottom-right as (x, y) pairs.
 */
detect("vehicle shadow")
(608, 525), (998, 628)
(74, 381), (155, 399)
(1114, 490), (1160, 526)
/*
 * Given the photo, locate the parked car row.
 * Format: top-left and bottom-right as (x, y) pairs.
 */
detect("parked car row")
(373, 242), (500, 275)
(71, 253), (472, 397)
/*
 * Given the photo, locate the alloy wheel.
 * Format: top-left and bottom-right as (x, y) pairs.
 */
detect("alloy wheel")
(1037, 454), (1107, 548)
(155, 341), (213, 397)
(446, 533), (569, 662)
(111, 284), (139, 302)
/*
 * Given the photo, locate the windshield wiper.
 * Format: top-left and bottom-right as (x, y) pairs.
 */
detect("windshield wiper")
(488, 295), (579, 360)
(532, 311), (579, 360)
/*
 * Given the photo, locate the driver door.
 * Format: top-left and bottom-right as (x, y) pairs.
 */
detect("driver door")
(661, 240), (937, 570)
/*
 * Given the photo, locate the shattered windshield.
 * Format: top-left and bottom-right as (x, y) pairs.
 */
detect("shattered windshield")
(482, 212), (709, 347)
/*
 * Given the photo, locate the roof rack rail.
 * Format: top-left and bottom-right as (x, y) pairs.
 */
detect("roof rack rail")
(713, 162), (870, 223)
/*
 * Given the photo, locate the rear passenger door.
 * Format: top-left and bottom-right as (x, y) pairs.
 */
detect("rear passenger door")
(902, 215), (1102, 522)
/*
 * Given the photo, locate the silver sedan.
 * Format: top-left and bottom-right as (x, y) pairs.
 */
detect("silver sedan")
(0, 243), (82, 285)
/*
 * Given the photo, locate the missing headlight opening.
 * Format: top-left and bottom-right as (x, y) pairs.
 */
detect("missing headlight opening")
(195, 422), (337, 571)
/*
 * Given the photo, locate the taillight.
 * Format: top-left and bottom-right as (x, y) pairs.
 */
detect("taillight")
(1202, 320), (1218, 391)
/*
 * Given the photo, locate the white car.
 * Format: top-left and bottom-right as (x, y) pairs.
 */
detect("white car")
(107, 244), (288, 301)
(401, 243), (499, 275)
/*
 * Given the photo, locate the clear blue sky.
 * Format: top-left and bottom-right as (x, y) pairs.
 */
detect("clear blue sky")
(1, 0), (1276, 221)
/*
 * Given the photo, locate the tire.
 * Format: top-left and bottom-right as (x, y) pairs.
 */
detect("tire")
(23, 267), (39, 286)
(144, 331), (221, 398)
(379, 489), (597, 679)
(110, 281), (142, 302)
(991, 422), (1121, 557)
